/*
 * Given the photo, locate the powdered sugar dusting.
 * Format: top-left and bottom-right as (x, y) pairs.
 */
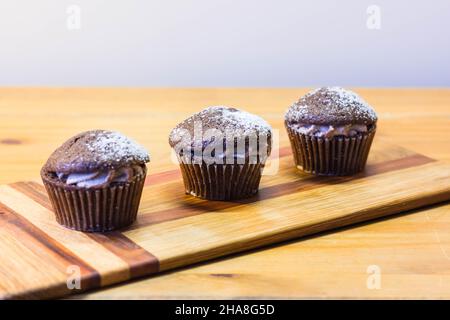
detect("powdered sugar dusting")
(86, 131), (150, 164)
(285, 87), (378, 125)
(209, 106), (271, 134)
(169, 106), (272, 146)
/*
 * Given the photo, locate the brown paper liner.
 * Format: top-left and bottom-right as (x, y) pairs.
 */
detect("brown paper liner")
(41, 168), (146, 232)
(285, 124), (376, 176)
(179, 162), (264, 201)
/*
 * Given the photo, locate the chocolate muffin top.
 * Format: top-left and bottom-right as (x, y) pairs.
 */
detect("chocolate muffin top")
(43, 130), (150, 173)
(169, 106), (272, 150)
(285, 87), (378, 126)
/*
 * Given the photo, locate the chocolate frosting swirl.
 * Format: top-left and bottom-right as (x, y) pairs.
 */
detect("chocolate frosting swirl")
(57, 165), (144, 188)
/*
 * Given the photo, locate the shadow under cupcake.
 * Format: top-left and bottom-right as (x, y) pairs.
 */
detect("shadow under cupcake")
(285, 87), (378, 176)
(41, 130), (150, 232)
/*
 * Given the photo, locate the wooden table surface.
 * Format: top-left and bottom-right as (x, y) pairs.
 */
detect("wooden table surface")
(1, 88), (449, 299)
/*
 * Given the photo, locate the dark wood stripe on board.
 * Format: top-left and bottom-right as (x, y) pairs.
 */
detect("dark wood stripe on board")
(145, 169), (181, 186)
(143, 146), (294, 186)
(277, 146), (293, 158)
(9, 151), (435, 281)
(0, 201), (101, 298)
(10, 181), (53, 211)
(131, 153), (436, 229)
(85, 232), (159, 278)
(256, 153), (436, 200)
(10, 181), (160, 278)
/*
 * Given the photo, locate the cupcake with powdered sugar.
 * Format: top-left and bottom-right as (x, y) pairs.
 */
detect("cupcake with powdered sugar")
(41, 130), (149, 232)
(285, 87), (377, 176)
(169, 106), (272, 200)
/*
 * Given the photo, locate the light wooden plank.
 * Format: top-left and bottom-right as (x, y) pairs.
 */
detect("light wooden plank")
(74, 202), (450, 299)
(0, 230), (68, 299)
(124, 161), (450, 270)
(0, 186), (130, 286)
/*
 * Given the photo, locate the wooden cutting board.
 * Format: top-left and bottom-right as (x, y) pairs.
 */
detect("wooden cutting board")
(1, 139), (450, 299)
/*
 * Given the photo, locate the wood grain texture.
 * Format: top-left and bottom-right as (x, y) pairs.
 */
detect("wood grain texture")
(126, 156), (449, 272)
(0, 88), (449, 299)
(1, 88), (450, 184)
(0, 201), (99, 299)
(1, 139), (450, 299)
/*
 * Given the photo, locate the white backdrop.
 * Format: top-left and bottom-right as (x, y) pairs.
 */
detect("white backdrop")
(0, 0), (449, 86)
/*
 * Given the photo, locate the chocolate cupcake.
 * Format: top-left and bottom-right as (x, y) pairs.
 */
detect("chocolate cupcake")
(285, 87), (377, 176)
(41, 130), (149, 232)
(169, 106), (272, 200)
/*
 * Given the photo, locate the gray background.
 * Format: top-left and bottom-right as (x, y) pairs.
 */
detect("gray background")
(0, 0), (449, 87)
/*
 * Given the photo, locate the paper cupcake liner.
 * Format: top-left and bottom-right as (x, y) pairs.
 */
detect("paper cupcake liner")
(179, 162), (265, 200)
(285, 125), (376, 176)
(41, 168), (146, 232)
